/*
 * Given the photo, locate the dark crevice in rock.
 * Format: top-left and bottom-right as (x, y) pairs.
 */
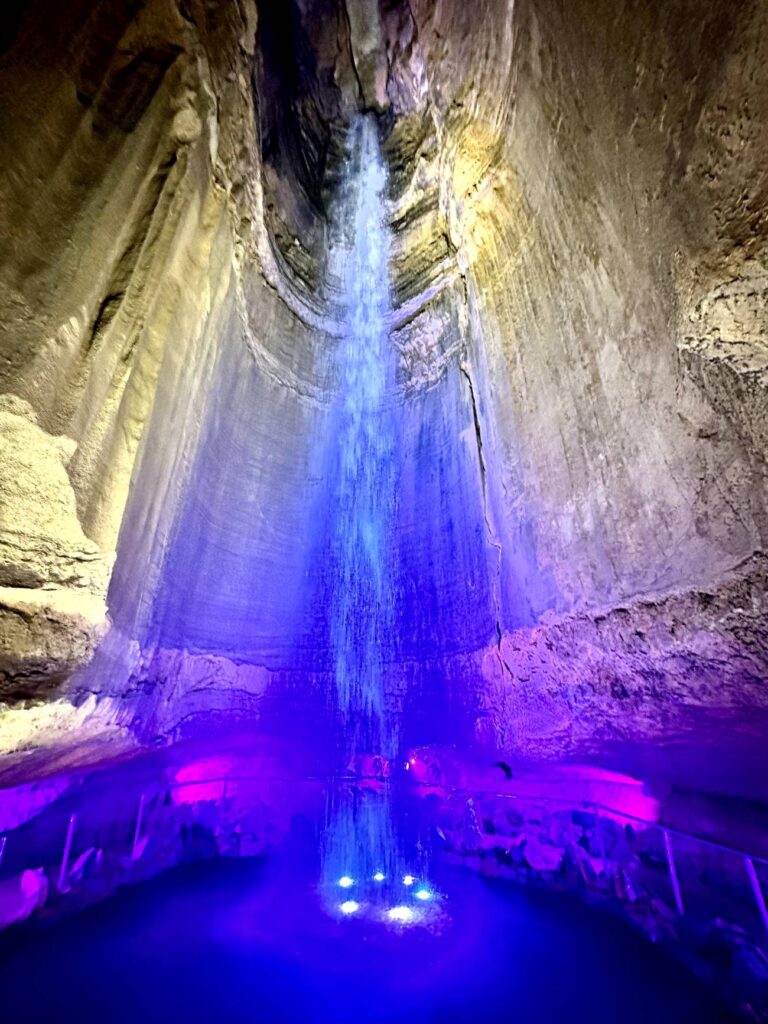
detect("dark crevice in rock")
(253, 0), (358, 295)
(81, 149), (179, 362)
(338, 0), (365, 110)
(459, 358), (503, 649)
(87, 293), (125, 352)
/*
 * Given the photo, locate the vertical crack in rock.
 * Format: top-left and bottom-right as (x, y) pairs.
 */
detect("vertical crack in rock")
(339, 0), (365, 110)
(459, 359), (503, 650)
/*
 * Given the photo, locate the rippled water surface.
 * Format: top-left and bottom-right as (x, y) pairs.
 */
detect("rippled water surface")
(0, 857), (738, 1024)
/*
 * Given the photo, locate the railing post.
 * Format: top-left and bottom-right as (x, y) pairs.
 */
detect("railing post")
(131, 793), (146, 860)
(58, 814), (77, 892)
(593, 804), (607, 879)
(745, 856), (768, 932)
(663, 829), (684, 916)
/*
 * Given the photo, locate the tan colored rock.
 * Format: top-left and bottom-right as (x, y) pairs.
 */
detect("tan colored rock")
(0, 394), (110, 701)
(345, 0), (389, 111)
(0, 395), (110, 593)
(0, 694), (130, 772)
(0, 587), (108, 699)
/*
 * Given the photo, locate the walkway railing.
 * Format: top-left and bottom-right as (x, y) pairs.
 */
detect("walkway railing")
(0, 771), (766, 945)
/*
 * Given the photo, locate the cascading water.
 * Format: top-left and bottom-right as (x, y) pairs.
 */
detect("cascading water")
(329, 115), (398, 762)
(319, 116), (433, 920)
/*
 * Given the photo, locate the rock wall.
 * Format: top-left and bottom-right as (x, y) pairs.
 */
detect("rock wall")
(380, 0), (768, 763)
(0, 0), (348, 746)
(390, 0), (768, 607)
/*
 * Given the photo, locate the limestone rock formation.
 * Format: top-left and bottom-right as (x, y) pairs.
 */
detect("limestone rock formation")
(478, 554), (768, 760)
(0, 394), (110, 698)
(0, 395), (108, 593)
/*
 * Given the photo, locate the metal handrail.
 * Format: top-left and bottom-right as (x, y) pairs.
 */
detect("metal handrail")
(157, 771), (768, 868)
(1, 770), (767, 935)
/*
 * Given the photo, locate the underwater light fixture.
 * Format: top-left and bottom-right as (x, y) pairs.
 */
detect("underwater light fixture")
(340, 901), (359, 915)
(415, 888), (431, 901)
(403, 874), (415, 886)
(338, 876), (355, 888)
(388, 906), (415, 924)
(373, 872), (385, 882)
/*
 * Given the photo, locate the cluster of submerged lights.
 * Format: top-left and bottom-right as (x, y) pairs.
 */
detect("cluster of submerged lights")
(337, 874), (434, 920)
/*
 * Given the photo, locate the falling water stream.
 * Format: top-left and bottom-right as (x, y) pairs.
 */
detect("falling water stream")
(319, 116), (430, 920)
(329, 115), (398, 761)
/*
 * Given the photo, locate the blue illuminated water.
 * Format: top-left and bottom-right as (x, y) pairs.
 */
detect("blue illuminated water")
(328, 114), (398, 758)
(320, 117), (408, 912)
(0, 859), (738, 1023)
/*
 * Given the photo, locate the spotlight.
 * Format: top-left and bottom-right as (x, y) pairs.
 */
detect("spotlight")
(340, 901), (359, 915)
(415, 888), (431, 901)
(373, 872), (385, 882)
(338, 876), (354, 888)
(403, 874), (415, 886)
(388, 905), (414, 924)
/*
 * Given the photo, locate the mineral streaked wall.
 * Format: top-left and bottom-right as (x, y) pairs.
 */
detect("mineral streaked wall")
(0, 0), (342, 715)
(391, 0), (768, 608)
(0, 0), (495, 757)
(377, 0), (768, 757)
(0, 0), (766, 769)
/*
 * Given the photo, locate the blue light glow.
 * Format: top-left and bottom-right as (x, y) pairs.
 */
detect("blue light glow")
(373, 872), (385, 882)
(340, 900), (360, 915)
(403, 875), (415, 886)
(338, 876), (355, 888)
(415, 888), (431, 901)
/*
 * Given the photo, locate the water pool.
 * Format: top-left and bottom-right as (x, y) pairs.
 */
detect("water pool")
(0, 858), (738, 1023)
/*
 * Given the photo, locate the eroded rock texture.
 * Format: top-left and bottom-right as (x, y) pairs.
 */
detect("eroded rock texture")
(0, 0), (766, 785)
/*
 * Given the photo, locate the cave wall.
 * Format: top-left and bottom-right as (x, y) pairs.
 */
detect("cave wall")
(379, 0), (768, 758)
(0, 0), (345, 742)
(0, 0), (498, 760)
(393, 0), (768, 608)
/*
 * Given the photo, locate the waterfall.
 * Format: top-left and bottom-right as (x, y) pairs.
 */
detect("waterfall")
(329, 115), (399, 762)
(319, 115), (406, 913)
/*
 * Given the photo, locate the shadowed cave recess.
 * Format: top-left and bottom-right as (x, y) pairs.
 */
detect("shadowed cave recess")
(1, 0), (768, 1020)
